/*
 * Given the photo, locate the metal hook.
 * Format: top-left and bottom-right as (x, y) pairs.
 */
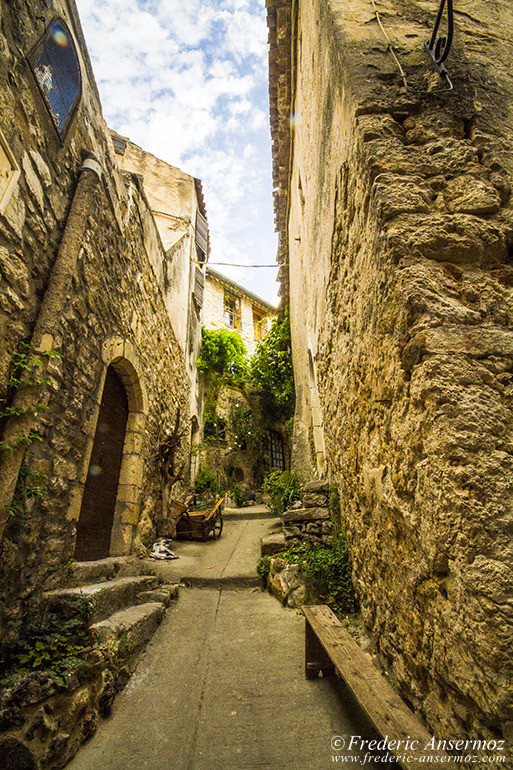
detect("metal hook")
(425, 0), (454, 88)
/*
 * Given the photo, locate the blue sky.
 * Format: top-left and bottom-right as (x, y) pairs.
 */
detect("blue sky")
(75, 0), (279, 304)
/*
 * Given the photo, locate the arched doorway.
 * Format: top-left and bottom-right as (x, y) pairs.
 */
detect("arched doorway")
(75, 366), (129, 561)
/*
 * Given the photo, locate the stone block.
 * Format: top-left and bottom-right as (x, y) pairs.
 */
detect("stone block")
(373, 173), (432, 222)
(282, 507), (329, 523)
(261, 533), (286, 555)
(22, 153), (44, 210)
(444, 174), (501, 215)
(302, 480), (329, 494)
(301, 492), (329, 508)
(305, 522), (322, 535)
(283, 525), (301, 539)
(269, 573), (288, 604)
(53, 455), (78, 482)
(117, 454), (143, 489)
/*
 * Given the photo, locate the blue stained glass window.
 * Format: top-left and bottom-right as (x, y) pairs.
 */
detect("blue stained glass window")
(31, 19), (81, 136)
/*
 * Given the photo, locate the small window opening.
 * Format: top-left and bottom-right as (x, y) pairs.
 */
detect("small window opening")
(29, 18), (82, 137)
(253, 307), (266, 342)
(266, 430), (285, 472)
(224, 291), (241, 329)
(204, 417), (227, 444)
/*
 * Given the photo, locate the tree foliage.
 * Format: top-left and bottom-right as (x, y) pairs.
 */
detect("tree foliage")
(196, 327), (247, 382)
(249, 311), (294, 422)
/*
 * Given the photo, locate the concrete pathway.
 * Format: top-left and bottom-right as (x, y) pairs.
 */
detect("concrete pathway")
(69, 506), (371, 770)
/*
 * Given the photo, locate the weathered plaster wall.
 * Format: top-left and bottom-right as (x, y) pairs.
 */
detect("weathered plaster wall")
(110, 133), (206, 406)
(269, 0), (513, 751)
(0, 0), (189, 622)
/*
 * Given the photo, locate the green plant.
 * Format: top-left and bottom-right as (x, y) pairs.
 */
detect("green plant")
(257, 555), (271, 582)
(60, 559), (76, 586)
(194, 463), (221, 495)
(229, 482), (247, 508)
(0, 595), (94, 687)
(197, 327), (248, 387)
(249, 311), (295, 423)
(279, 536), (357, 617)
(263, 469), (302, 516)
(328, 484), (341, 533)
(0, 341), (61, 456)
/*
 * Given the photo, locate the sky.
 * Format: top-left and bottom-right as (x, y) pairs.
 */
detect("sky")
(74, 0), (279, 305)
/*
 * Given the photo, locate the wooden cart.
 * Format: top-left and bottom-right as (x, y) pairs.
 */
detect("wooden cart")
(174, 497), (224, 541)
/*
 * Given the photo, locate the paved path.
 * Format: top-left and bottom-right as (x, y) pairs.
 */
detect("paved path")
(69, 507), (371, 770)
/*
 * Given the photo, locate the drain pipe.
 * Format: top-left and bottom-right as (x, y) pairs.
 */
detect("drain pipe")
(0, 157), (103, 542)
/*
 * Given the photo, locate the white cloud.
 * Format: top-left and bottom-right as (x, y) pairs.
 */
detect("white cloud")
(76, 0), (278, 302)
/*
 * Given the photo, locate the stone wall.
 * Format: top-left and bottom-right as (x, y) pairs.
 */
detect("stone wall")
(268, 0), (513, 751)
(110, 132), (206, 418)
(0, 0), (190, 625)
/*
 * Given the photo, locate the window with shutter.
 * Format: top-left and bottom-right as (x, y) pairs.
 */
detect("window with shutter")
(195, 210), (208, 262)
(29, 18), (82, 138)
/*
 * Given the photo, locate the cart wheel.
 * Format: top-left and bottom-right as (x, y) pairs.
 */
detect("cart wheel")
(212, 516), (223, 539)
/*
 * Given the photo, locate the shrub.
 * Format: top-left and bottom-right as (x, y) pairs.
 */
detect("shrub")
(194, 463), (221, 495)
(0, 596), (94, 687)
(196, 327), (248, 385)
(262, 469), (302, 516)
(280, 536), (357, 616)
(229, 482), (248, 508)
(249, 311), (294, 423)
(256, 555), (271, 583)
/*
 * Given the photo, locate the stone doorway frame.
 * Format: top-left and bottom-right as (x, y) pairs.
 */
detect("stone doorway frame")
(68, 337), (148, 557)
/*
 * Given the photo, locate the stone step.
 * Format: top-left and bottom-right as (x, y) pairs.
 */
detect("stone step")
(91, 602), (166, 675)
(44, 575), (160, 624)
(282, 507), (330, 523)
(223, 507), (277, 521)
(136, 584), (180, 606)
(70, 556), (144, 586)
(181, 575), (261, 590)
(261, 533), (287, 555)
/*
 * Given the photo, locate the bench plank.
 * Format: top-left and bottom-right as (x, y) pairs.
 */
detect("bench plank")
(303, 605), (448, 768)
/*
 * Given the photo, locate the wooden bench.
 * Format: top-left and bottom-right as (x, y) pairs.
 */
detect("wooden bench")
(303, 605), (449, 769)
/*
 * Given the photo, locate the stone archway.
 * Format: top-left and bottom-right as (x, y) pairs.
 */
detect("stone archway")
(68, 338), (148, 559)
(74, 365), (129, 560)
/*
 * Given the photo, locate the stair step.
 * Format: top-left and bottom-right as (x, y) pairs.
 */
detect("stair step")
(71, 556), (143, 586)
(44, 575), (160, 624)
(91, 602), (166, 651)
(136, 585), (180, 607)
(261, 533), (287, 555)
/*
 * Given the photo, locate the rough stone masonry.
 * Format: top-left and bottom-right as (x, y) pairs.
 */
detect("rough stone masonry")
(267, 0), (513, 755)
(0, 0), (190, 631)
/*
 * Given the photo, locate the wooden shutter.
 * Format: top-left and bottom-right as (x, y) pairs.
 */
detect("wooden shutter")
(195, 211), (208, 261)
(193, 267), (205, 308)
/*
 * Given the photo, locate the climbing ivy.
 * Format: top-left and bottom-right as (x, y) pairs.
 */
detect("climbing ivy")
(196, 327), (248, 423)
(249, 311), (294, 423)
(196, 327), (247, 383)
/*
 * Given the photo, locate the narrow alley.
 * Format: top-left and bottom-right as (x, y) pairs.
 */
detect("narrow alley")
(68, 507), (369, 770)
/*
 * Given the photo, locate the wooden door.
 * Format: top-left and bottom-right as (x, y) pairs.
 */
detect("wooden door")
(75, 366), (129, 561)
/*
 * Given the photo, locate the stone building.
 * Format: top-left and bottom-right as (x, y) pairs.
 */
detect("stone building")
(0, 0), (202, 618)
(109, 131), (208, 429)
(200, 269), (285, 491)
(267, 0), (513, 751)
(204, 266), (276, 356)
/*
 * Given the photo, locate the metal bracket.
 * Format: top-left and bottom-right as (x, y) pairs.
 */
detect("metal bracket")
(425, 0), (454, 89)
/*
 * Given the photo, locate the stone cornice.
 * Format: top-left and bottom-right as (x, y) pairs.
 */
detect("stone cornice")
(266, 0), (292, 307)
